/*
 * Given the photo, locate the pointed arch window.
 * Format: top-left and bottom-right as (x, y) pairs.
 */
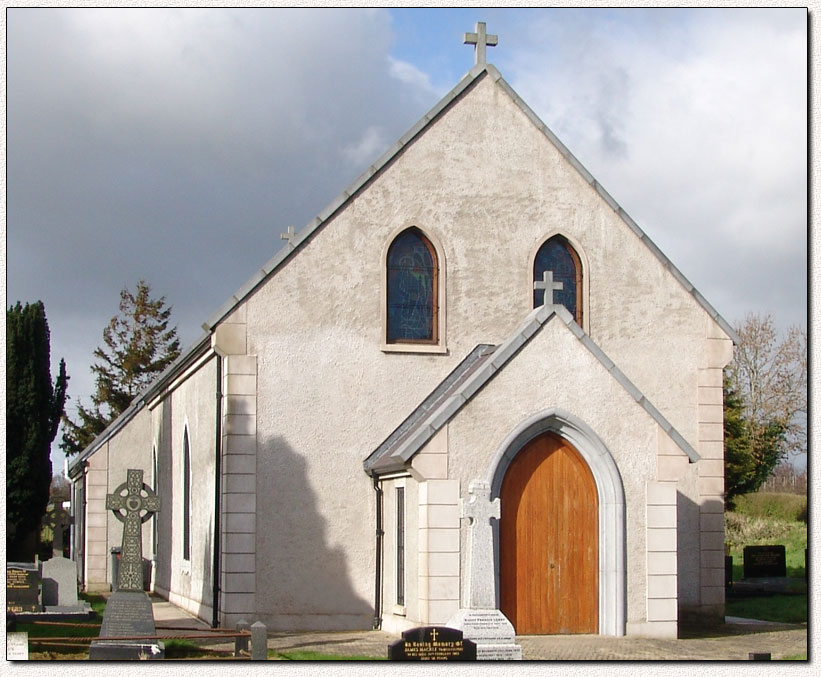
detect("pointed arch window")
(386, 228), (439, 344)
(534, 235), (583, 324)
(182, 428), (191, 562)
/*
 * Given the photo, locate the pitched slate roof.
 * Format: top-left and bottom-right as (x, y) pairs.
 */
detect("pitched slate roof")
(363, 303), (700, 477)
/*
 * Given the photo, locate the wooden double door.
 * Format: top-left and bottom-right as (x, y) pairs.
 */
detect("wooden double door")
(500, 432), (598, 634)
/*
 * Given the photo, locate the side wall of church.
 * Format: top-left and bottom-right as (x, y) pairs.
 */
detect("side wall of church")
(152, 358), (218, 622)
(220, 74), (727, 629)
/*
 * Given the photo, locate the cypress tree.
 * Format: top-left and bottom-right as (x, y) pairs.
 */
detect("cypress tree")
(6, 301), (68, 560)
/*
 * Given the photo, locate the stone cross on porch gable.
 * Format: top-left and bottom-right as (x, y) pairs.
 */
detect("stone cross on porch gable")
(106, 469), (160, 592)
(534, 270), (563, 308)
(461, 480), (500, 609)
(43, 505), (72, 557)
(464, 22), (498, 66)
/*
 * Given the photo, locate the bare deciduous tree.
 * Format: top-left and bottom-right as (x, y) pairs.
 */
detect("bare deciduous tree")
(727, 312), (807, 458)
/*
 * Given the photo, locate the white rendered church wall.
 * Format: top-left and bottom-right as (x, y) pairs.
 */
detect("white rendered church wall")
(233, 73), (724, 630)
(103, 408), (153, 590)
(83, 441), (110, 593)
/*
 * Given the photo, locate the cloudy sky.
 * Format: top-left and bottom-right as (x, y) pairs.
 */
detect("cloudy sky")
(5, 7), (808, 474)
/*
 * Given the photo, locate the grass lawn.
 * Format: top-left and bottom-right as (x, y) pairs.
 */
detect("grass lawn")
(725, 594), (808, 624)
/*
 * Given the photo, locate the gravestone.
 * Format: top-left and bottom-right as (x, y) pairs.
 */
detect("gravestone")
(41, 505), (89, 614)
(743, 545), (786, 579)
(389, 626), (476, 661)
(7, 563), (41, 614)
(446, 480), (523, 660)
(89, 469), (164, 660)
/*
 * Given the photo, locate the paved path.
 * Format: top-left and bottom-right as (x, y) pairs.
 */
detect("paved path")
(149, 597), (808, 661)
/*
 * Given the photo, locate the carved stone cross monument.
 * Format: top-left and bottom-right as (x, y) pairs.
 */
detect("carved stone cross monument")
(461, 480), (499, 609)
(90, 468), (164, 660)
(43, 505), (71, 557)
(106, 469), (160, 592)
(447, 480), (522, 660)
(534, 270), (563, 307)
(463, 22), (498, 66)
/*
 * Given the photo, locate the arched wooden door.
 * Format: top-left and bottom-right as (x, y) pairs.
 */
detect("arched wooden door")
(500, 432), (598, 634)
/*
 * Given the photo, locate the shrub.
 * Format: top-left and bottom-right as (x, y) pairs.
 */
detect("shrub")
(732, 492), (807, 523)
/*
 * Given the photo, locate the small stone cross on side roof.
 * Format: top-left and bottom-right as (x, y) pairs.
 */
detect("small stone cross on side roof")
(106, 469), (160, 592)
(464, 22), (498, 66)
(281, 225), (297, 248)
(534, 270), (564, 308)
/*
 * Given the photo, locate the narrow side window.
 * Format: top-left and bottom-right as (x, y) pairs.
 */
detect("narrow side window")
(396, 486), (405, 606)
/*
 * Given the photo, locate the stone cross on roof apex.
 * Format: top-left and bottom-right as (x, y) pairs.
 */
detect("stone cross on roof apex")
(463, 22), (498, 66)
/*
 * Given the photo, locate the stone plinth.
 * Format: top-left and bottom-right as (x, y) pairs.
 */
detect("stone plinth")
(447, 608), (522, 660)
(88, 590), (164, 660)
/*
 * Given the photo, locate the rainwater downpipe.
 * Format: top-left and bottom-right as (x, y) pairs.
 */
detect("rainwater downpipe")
(212, 354), (223, 628)
(372, 475), (383, 630)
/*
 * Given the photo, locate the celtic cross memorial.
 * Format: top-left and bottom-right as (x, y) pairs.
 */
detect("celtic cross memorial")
(106, 469), (160, 591)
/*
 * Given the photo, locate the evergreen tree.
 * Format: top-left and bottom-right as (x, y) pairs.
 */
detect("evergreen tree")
(61, 280), (180, 455)
(7, 301), (68, 560)
(723, 375), (786, 508)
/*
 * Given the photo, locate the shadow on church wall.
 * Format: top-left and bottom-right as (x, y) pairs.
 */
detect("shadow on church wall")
(153, 398), (174, 595)
(677, 490), (725, 625)
(199, 522), (213, 617)
(253, 435), (373, 631)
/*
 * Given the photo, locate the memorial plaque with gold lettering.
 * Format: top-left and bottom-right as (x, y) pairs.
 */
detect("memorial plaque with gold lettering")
(7, 564), (40, 614)
(743, 545), (786, 578)
(389, 626), (476, 661)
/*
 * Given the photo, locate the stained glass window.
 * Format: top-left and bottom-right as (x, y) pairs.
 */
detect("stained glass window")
(534, 236), (582, 323)
(387, 229), (437, 343)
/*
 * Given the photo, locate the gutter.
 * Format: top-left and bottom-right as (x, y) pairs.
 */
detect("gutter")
(212, 355), (223, 628)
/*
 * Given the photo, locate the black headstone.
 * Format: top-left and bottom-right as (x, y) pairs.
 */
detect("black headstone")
(389, 626), (477, 661)
(725, 555), (733, 588)
(7, 563), (41, 614)
(743, 545), (786, 578)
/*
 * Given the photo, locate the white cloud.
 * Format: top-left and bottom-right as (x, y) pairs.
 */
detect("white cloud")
(507, 8), (806, 328)
(342, 126), (389, 167)
(388, 56), (439, 94)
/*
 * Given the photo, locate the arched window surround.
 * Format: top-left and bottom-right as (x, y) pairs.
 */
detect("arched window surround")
(381, 224), (447, 354)
(528, 231), (590, 333)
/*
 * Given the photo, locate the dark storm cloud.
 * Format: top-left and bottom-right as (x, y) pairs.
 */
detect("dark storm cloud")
(7, 8), (440, 423)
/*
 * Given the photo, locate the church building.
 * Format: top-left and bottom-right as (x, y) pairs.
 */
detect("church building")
(67, 25), (736, 639)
